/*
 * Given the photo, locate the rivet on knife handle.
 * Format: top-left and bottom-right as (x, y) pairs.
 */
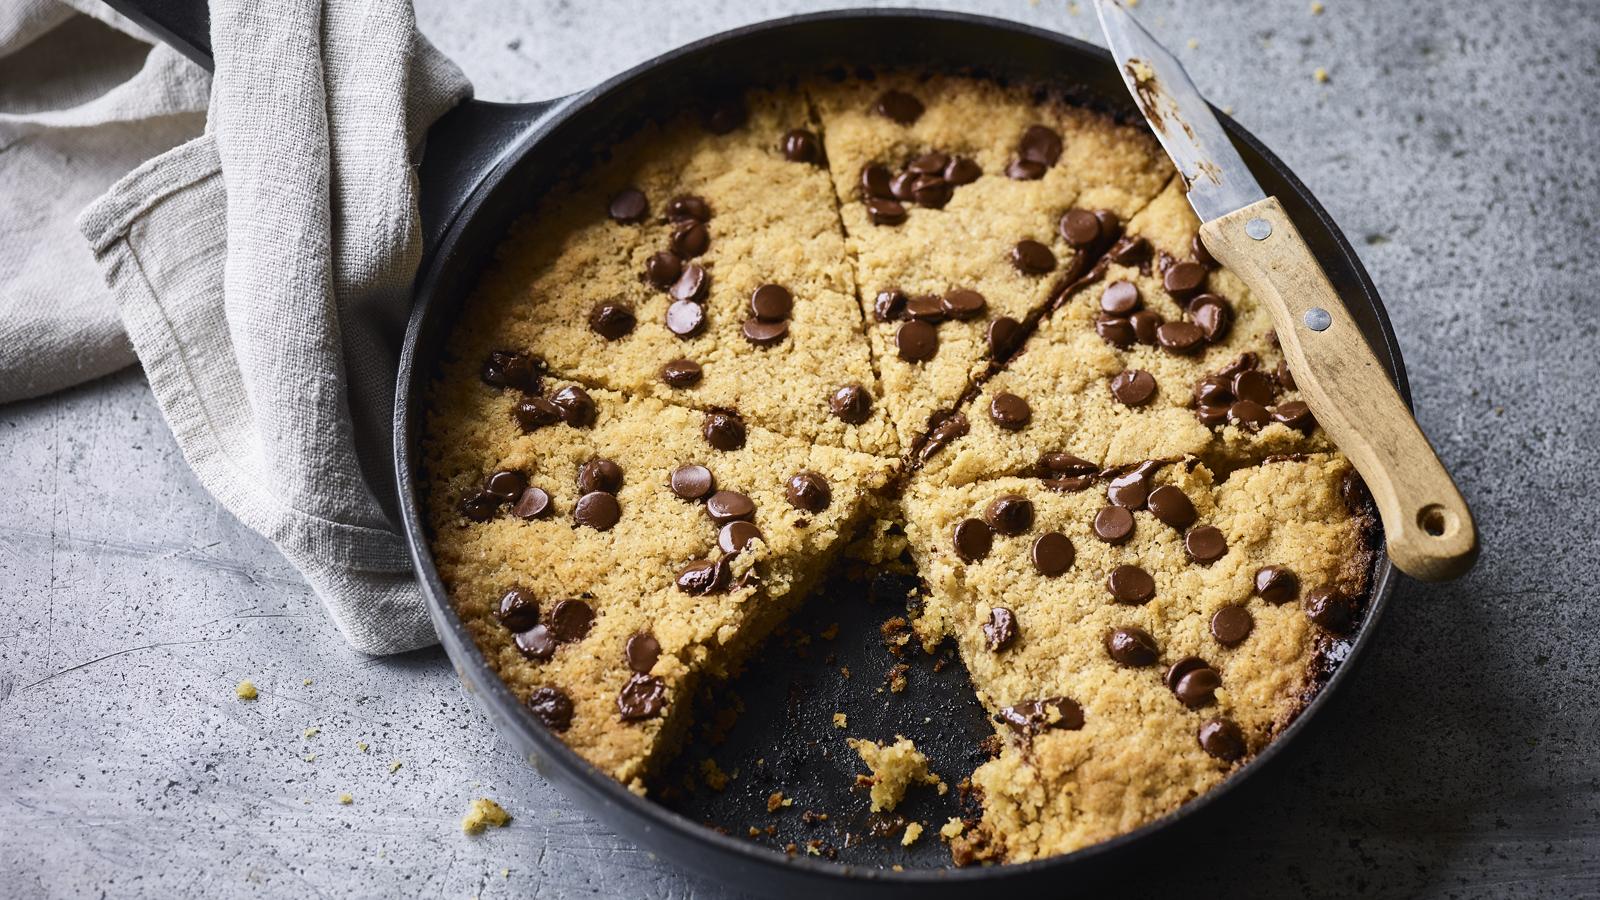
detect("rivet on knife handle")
(1200, 199), (1479, 581)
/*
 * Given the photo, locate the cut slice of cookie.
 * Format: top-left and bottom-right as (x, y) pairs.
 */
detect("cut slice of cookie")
(806, 73), (1173, 452)
(425, 381), (895, 787)
(902, 454), (1374, 861)
(458, 87), (898, 458)
(919, 178), (1335, 487)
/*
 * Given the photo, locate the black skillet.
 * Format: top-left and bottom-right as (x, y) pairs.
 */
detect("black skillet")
(101, 3), (1404, 895)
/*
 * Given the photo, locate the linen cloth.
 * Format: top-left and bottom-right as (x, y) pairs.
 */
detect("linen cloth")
(0, 0), (472, 654)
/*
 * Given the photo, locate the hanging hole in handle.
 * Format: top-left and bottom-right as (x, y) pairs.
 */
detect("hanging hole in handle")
(1417, 504), (1452, 537)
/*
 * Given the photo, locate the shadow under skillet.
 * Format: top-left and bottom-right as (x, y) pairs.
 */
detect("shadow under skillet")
(651, 570), (995, 868)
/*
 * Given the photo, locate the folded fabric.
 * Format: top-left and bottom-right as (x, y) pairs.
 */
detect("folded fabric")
(2, 0), (471, 654)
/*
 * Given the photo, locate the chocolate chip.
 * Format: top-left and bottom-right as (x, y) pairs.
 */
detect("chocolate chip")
(1305, 587), (1356, 633)
(1275, 358), (1297, 390)
(1219, 352), (1258, 380)
(873, 289), (907, 321)
(873, 90), (924, 124)
(670, 464), (715, 501)
(514, 624), (558, 660)
(1018, 125), (1063, 165)
(1174, 666), (1221, 708)
(513, 396), (562, 432)
(495, 588), (540, 631)
(706, 490), (755, 524)
(1005, 158), (1047, 180)
(1228, 399), (1271, 431)
(782, 128), (820, 163)
(1146, 485), (1197, 529)
(1163, 657), (1207, 691)
(1107, 461), (1162, 509)
(890, 170), (919, 201)
(750, 284), (793, 321)
(896, 320), (938, 361)
(1233, 370), (1276, 405)
(1272, 400), (1316, 432)
(952, 518), (994, 563)
(1011, 240), (1056, 275)
(667, 195), (712, 223)
(589, 301), (635, 339)
(1107, 564), (1155, 603)
(785, 472), (831, 513)
(1189, 294), (1232, 341)
(989, 393), (1032, 431)
(1100, 280), (1141, 315)
(1059, 208), (1102, 247)
(548, 598), (594, 643)
(718, 520), (763, 554)
(460, 494), (498, 522)
(1109, 235), (1152, 265)
(1130, 309), (1164, 345)
(1341, 469), (1372, 512)
(1092, 505), (1135, 543)
(1109, 369), (1157, 406)
(625, 631), (660, 674)
(1184, 525), (1228, 563)
(1198, 717), (1246, 761)
(1211, 605), (1255, 647)
(1164, 261), (1207, 299)
(577, 458), (623, 495)
(666, 299), (706, 338)
(1156, 320), (1206, 355)
(944, 156), (982, 184)
(741, 317), (789, 346)
(1042, 452), (1097, 476)
(905, 152), (947, 174)
(861, 164), (893, 200)
(906, 294), (945, 322)
(671, 221), (710, 258)
(911, 174), (953, 208)
(866, 197), (907, 225)
(983, 607), (1017, 652)
(670, 263), (709, 302)
(483, 470), (527, 503)
(1105, 626), (1159, 667)
(527, 687), (573, 731)
(573, 491), (620, 531)
(617, 673), (667, 721)
(646, 251), (683, 289)
(999, 696), (1083, 735)
(661, 357), (702, 387)
(607, 187), (648, 223)
(987, 317), (1023, 358)
(1031, 532), (1075, 576)
(702, 97), (746, 134)
(825, 384), (872, 426)
(1096, 315), (1136, 348)
(703, 410), (745, 450)
(481, 350), (543, 393)
(984, 495), (1034, 536)
(942, 288), (987, 320)
(550, 385), (595, 426)
(512, 486), (552, 520)
(1253, 566), (1300, 605)
(917, 411), (969, 462)
(1196, 404), (1229, 427)
(1192, 233), (1216, 267)
(676, 558), (730, 595)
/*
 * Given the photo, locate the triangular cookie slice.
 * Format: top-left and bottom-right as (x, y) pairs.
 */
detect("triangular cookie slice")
(425, 377), (895, 788)
(457, 87), (898, 457)
(902, 454), (1375, 862)
(807, 72), (1172, 452)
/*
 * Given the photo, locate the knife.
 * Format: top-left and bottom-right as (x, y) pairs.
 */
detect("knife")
(1095, 0), (1477, 581)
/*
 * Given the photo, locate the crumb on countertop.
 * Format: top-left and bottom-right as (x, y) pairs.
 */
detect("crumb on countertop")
(462, 798), (512, 835)
(235, 680), (258, 700)
(1314, 67), (1330, 83)
(338, 793), (353, 805)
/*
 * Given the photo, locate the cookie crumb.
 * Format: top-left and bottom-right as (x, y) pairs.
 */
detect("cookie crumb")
(1310, 1), (1325, 12)
(389, 760), (403, 773)
(461, 798), (512, 835)
(701, 758), (729, 792)
(849, 736), (940, 812)
(833, 712), (848, 729)
(1314, 67), (1330, 83)
(303, 727), (320, 739)
(235, 680), (258, 700)
(767, 791), (789, 813)
(820, 622), (840, 640)
(303, 678), (314, 686)
(1185, 38), (1198, 49)
(939, 817), (965, 840)
(356, 742), (369, 753)
(338, 793), (353, 805)
(902, 822), (924, 846)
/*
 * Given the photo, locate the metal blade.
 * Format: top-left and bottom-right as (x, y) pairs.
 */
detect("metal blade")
(1095, 0), (1266, 223)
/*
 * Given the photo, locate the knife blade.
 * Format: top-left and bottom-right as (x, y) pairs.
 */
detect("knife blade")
(1094, 0), (1265, 223)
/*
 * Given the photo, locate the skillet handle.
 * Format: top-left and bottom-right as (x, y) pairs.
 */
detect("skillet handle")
(99, 0), (213, 70)
(417, 98), (566, 256)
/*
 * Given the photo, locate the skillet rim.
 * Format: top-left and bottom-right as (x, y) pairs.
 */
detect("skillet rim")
(394, 7), (1404, 888)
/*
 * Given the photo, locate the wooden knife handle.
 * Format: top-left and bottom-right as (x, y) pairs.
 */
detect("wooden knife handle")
(1199, 196), (1478, 581)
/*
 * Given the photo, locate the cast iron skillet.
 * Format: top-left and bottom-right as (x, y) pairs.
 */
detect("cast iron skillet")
(103, 3), (1404, 895)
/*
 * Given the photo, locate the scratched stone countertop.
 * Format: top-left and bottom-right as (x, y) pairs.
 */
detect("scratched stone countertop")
(2, 1), (1596, 898)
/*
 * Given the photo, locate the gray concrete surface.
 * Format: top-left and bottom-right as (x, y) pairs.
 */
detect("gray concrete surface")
(3, 1), (1597, 897)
